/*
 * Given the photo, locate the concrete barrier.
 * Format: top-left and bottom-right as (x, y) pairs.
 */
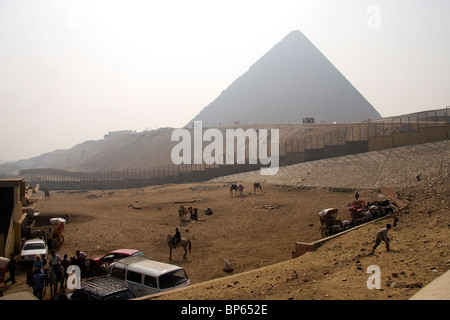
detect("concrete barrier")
(409, 270), (450, 300)
(292, 214), (393, 258)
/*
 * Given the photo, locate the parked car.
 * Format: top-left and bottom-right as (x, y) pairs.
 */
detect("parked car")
(92, 249), (146, 269)
(64, 276), (135, 300)
(20, 239), (48, 264)
(108, 256), (190, 297)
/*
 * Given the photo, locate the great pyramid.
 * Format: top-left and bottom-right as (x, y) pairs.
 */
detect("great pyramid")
(187, 30), (381, 127)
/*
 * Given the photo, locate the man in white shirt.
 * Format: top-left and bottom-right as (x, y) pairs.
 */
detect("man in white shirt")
(370, 224), (392, 254)
(49, 250), (62, 282)
(76, 250), (87, 260)
(76, 250), (88, 268)
(49, 250), (61, 266)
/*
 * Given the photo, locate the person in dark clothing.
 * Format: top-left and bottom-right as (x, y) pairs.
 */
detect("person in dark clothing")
(3, 254), (16, 285)
(32, 269), (46, 300)
(173, 228), (181, 248)
(61, 254), (70, 288)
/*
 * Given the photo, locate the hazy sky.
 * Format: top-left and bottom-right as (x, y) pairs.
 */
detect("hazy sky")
(1, 0), (449, 162)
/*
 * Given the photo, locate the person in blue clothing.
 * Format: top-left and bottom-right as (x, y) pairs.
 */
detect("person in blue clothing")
(33, 254), (44, 272)
(32, 269), (46, 300)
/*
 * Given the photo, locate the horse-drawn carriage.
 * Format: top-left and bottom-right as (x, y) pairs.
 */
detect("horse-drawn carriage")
(318, 208), (341, 238)
(0, 257), (10, 285)
(50, 218), (66, 248)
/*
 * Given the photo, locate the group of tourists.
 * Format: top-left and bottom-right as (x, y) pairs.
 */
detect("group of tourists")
(1, 249), (88, 300)
(30, 250), (87, 299)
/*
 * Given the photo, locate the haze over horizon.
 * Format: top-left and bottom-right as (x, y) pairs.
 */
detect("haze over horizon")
(1, 0), (449, 162)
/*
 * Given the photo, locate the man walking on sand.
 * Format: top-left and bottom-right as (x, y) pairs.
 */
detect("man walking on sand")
(370, 224), (392, 254)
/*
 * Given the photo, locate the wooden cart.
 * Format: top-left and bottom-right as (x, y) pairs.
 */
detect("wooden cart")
(318, 208), (340, 238)
(0, 257), (10, 286)
(50, 218), (66, 248)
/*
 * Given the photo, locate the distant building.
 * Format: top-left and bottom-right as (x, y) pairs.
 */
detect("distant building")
(302, 118), (315, 124)
(104, 130), (133, 138)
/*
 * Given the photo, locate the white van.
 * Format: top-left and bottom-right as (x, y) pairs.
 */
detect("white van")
(108, 256), (190, 297)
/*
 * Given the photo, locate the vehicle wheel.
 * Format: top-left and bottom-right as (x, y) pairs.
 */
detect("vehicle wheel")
(52, 237), (62, 248)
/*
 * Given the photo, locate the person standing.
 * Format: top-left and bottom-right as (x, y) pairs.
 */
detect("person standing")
(32, 269), (46, 300)
(370, 224), (392, 254)
(46, 228), (53, 250)
(3, 254), (16, 285)
(76, 250), (87, 261)
(49, 250), (61, 267)
(61, 254), (70, 288)
(33, 254), (44, 272)
(238, 184), (244, 196)
(49, 250), (62, 284)
(75, 250), (88, 271)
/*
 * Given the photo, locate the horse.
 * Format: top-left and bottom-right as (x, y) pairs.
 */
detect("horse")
(45, 265), (63, 299)
(341, 219), (351, 230)
(349, 207), (364, 221)
(23, 228), (45, 240)
(69, 256), (92, 279)
(329, 224), (343, 236)
(178, 205), (188, 226)
(363, 210), (373, 223)
(31, 229), (46, 239)
(351, 217), (365, 227)
(253, 182), (263, 193)
(167, 235), (191, 260)
(230, 184), (238, 195)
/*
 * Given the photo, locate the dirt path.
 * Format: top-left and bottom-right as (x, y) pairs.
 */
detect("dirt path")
(1, 141), (448, 300)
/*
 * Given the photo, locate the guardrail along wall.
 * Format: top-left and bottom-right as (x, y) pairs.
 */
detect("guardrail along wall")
(18, 164), (262, 190)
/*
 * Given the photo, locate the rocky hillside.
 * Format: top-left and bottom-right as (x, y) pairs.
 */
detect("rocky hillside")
(0, 123), (347, 175)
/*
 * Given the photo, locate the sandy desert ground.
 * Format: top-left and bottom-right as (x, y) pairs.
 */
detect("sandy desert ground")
(1, 141), (449, 301)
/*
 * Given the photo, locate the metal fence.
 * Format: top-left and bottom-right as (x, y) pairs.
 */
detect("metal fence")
(13, 107), (450, 189)
(19, 163), (221, 182)
(284, 107), (449, 152)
